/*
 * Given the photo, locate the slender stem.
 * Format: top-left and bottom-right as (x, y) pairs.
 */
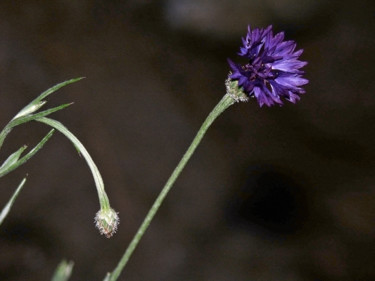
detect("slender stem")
(107, 94), (235, 281)
(36, 117), (110, 210)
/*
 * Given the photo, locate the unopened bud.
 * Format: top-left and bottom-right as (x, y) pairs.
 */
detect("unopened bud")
(13, 101), (47, 120)
(94, 208), (119, 238)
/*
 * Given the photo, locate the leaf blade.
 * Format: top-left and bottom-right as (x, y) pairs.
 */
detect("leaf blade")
(15, 77), (84, 120)
(0, 129), (55, 178)
(0, 145), (27, 172)
(51, 260), (74, 281)
(0, 177), (27, 226)
(10, 103), (73, 128)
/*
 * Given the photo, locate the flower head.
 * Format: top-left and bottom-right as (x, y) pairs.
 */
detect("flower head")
(228, 25), (308, 107)
(95, 208), (119, 238)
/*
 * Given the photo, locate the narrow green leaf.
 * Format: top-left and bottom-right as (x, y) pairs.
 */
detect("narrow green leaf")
(0, 177), (27, 226)
(51, 260), (74, 281)
(1, 78), (82, 151)
(16, 77), (84, 120)
(10, 103), (73, 128)
(36, 77), (84, 102)
(0, 104), (67, 153)
(0, 129), (55, 178)
(103, 273), (111, 281)
(0, 125), (13, 152)
(0, 145), (27, 172)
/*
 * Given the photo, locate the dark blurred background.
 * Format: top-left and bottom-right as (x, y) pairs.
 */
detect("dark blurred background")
(0, 0), (374, 280)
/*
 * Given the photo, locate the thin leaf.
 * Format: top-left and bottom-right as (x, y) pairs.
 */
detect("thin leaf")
(10, 103), (73, 128)
(1, 78), (82, 151)
(0, 177), (27, 226)
(0, 103), (71, 152)
(0, 145), (27, 172)
(16, 77), (84, 120)
(0, 125), (13, 152)
(0, 129), (55, 178)
(103, 273), (111, 281)
(51, 260), (74, 281)
(36, 77), (84, 103)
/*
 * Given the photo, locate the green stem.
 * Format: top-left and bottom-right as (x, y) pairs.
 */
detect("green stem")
(107, 94), (235, 281)
(36, 117), (110, 210)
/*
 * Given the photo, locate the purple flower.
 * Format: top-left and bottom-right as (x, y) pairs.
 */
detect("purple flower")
(228, 25), (308, 107)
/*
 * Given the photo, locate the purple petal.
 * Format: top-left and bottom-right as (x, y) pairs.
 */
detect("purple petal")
(227, 25), (308, 107)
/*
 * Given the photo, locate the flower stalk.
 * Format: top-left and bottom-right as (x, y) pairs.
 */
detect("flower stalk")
(36, 117), (119, 238)
(106, 93), (238, 281)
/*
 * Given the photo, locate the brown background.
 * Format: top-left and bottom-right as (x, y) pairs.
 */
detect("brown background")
(0, 1), (374, 280)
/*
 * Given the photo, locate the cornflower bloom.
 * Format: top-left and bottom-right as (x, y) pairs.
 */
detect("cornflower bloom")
(228, 25), (308, 107)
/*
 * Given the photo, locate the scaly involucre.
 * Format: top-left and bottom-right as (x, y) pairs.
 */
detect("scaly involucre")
(95, 208), (120, 238)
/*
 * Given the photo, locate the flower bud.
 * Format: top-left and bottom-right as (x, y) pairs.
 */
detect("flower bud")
(13, 101), (47, 120)
(95, 208), (119, 238)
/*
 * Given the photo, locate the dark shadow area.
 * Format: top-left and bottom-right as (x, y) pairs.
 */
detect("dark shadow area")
(226, 166), (308, 236)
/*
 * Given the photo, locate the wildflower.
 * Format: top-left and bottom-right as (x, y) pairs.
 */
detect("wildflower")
(95, 208), (120, 238)
(227, 25), (308, 107)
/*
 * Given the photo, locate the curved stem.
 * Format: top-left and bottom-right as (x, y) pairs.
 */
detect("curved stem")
(36, 117), (110, 210)
(107, 94), (235, 281)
